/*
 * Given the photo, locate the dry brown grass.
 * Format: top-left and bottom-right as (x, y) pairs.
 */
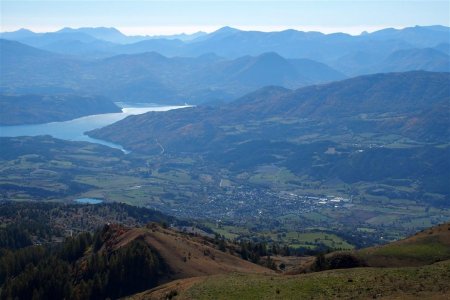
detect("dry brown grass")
(109, 224), (273, 282)
(129, 277), (204, 300)
(124, 223), (450, 300)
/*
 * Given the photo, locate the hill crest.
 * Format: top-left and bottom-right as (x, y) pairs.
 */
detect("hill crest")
(100, 223), (272, 281)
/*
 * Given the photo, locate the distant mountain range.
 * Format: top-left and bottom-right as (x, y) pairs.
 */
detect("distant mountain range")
(1, 25), (449, 76)
(0, 39), (346, 103)
(0, 27), (206, 45)
(1, 24), (449, 104)
(1, 25), (449, 128)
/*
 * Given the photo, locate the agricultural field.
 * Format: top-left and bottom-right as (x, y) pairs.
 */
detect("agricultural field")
(1, 136), (449, 250)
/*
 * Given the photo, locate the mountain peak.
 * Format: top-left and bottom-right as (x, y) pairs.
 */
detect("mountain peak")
(81, 27), (124, 34)
(56, 27), (74, 33)
(0, 28), (37, 39)
(57, 26), (122, 33)
(257, 52), (285, 60)
(213, 26), (241, 35)
(16, 28), (34, 33)
(55, 27), (127, 43)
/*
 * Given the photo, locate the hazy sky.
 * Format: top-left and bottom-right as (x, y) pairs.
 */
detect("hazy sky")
(1, 0), (449, 35)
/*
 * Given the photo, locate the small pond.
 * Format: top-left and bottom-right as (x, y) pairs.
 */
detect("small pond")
(74, 198), (104, 204)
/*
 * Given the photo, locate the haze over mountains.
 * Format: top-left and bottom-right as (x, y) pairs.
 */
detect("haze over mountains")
(2, 25), (449, 60)
(0, 39), (345, 103)
(1, 25), (449, 105)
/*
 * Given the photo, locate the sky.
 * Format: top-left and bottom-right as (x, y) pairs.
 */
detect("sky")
(1, 0), (449, 35)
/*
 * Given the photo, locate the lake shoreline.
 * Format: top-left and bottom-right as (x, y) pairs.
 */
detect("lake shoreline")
(0, 103), (191, 152)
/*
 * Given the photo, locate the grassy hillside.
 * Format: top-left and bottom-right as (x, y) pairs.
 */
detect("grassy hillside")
(1, 205), (449, 299)
(356, 222), (450, 267)
(130, 223), (450, 299)
(290, 222), (450, 274)
(131, 260), (450, 299)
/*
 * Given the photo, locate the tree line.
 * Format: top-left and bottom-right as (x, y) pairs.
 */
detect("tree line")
(0, 225), (167, 300)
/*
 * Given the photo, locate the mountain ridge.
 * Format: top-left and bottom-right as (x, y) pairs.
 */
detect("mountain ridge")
(88, 71), (450, 153)
(0, 39), (346, 104)
(0, 94), (121, 125)
(2, 25), (449, 76)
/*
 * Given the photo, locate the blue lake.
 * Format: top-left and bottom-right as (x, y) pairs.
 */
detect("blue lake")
(74, 198), (104, 204)
(0, 103), (190, 152)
